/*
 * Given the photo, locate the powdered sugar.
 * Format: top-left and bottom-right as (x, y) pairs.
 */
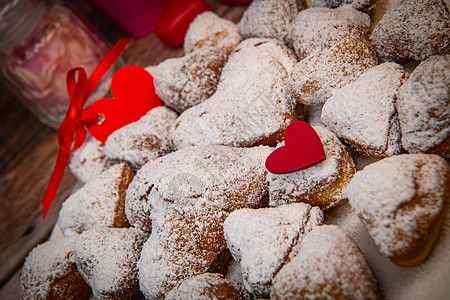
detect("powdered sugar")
(104, 106), (177, 171)
(74, 227), (148, 299)
(59, 163), (134, 236)
(271, 225), (378, 299)
(268, 126), (356, 210)
(126, 145), (272, 233)
(371, 0), (450, 63)
(397, 55), (450, 156)
(150, 47), (227, 113)
(325, 201), (450, 300)
(321, 62), (408, 158)
(184, 12), (241, 55)
(20, 236), (91, 299)
(129, 145), (272, 298)
(136, 193), (236, 298)
(239, 0), (299, 42)
(287, 6), (371, 60)
(348, 154), (448, 257)
(287, 25), (378, 105)
(165, 273), (241, 299)
(169, 38), (299, 150)
(69, 137), (111, 184)
(223, 203), (323, 297)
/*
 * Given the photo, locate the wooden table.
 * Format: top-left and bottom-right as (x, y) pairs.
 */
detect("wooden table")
(0, 1), (247, 298)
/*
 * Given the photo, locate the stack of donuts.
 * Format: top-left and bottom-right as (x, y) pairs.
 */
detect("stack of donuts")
(20, 0), (449, 299)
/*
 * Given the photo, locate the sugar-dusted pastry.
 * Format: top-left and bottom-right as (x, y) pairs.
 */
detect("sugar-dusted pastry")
(74, 227), (148, 300)
(271, 225), (379, 300)
(126, 145), (272, 298)
(397, 55), (450, 158)
(239, 0), (300, 42)
(348, 154), (449, 267)
(308, 0), (378, 14)
(287, 25), (378, 105)
(184, 11), (241, 56)
(20, 236), (91, 300)
(169, 38), (300, 150)
(268, 126), (356, 210)
(59, 163), (134, 236)
(371, 0), (450, 63)
(287, 6), (371, 60)
(321, 62), (408, 158)
(104, 106), (177, 171)
(165, 273), (241, 300)
(69, 137), (111, 184)
(223, 203), (323, 298)
(149, 46), (227, 113)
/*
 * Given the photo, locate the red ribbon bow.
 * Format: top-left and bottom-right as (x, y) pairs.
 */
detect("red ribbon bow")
(42, 38), (132, 219)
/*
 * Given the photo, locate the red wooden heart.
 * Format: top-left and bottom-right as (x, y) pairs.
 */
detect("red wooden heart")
(155, 0), (211, 47)
(86, 65), (162, 143)
(265, 121), (326, 174)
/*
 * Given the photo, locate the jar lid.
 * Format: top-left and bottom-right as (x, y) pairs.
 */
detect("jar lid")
(0, 0), (46, 53)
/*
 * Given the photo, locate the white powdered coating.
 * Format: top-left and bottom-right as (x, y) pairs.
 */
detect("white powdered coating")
(348, 154), (449, 257)
(20, 236), (91, 300)
(321, 62), (408, 158)
(268, 126), (356, 210)
(287, 25), (378, 105)
(169, 38), (299, 150)
(137, 204), (230, 299)
(239, 0), (299, 42)
(223, 203), (323, 298)
(308, 0), (378, 13)
(325, 200), (450, 300)
(126, 145), (272, 232)
(371, 0), (450, 63)
(271, 225), (379, 300)
(74, 227), (148, 300)
(104, 106), (178, 171)
(397, 55), (450, 156)
(165, 273), (241, 300)
(150, 47), (227, 113)
(129, 145), (272, 299)
(184, 12), (241, 55)
(287, 6), (371, 60)
(59, 163), (134, 236)
(69, 137), (111, 184)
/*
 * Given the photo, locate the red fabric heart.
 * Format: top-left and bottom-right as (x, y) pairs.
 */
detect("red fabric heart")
(265, 121), (326, 174)
(155, 0), (211, 47)
(86, 65), (162, 143)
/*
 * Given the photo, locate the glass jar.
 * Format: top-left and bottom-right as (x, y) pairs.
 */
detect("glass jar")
(0, 0), (123, 129)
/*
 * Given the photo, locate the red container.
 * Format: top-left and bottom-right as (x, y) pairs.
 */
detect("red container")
(87, 0), (164, 38)
(155, 0), (211, 47)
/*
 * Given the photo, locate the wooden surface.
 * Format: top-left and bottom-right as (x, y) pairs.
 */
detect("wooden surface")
(0, 1), (247, 298)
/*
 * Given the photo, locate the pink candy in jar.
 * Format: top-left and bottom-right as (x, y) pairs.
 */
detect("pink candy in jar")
(0, 0), (123, 129)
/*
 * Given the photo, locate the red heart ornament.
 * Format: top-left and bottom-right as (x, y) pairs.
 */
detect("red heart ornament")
(86, 65), (162, 143)
(265, 121), (326, 174)
(155, 0), (211, 47)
